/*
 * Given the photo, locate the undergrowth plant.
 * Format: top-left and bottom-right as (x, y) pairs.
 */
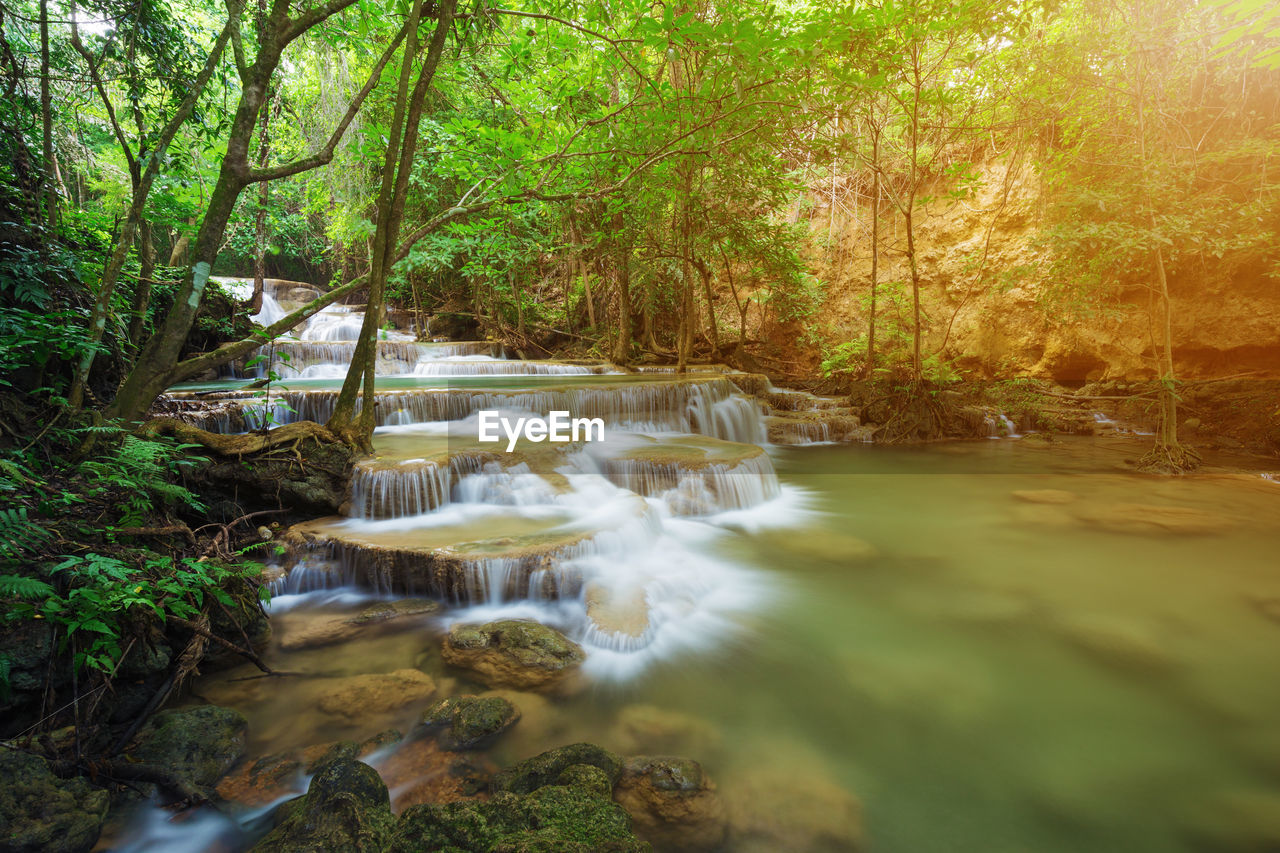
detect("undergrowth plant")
(1, 552), (266, 676)
(82, 434), (206, 525)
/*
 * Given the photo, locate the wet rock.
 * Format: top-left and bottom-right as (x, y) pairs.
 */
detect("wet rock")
(492, 743), (624, 794)
(418, 695), (520, 750)
(442, 620), (585, 693)
(1012, 489), (1078, 504)
(130, 705), (248, 787)
(610, 705), (721, 757)
(1056, 613), (1177, 672)
(389, 786), (647, 853)
(722, 762), (863, 852)
(0, 622), (67, 737)
(217, 751), (307, 809)
(1072, 502), (1235, 535)
(0, 750), (109, 853)
(279, 599), (440, 651)
(316, 669), (436, 720)
(251, 758), (395, 853)
(613, 756), (728, 852)
(219, 731), (405, 810)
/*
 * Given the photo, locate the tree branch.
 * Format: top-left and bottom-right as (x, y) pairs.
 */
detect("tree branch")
(246, 17), (410, 182)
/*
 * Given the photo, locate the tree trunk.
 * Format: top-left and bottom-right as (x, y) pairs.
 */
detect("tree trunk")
(326, 0), (455, 449)
(127, 220), (157, 346)
(865, 126), (880, 378)
(39, 0), (56, 235)
(612, 233), (631, 364)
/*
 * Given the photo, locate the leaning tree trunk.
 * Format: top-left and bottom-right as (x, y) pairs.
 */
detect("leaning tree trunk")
(326, 0), (455, 450)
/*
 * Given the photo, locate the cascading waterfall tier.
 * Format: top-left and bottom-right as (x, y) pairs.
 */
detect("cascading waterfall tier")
(164, 376), (764, 442)
(277, 493), (658, 602)
(248, 341), (502, 378)
(161, 289), (799, 666)
(593, 436), (781, 515)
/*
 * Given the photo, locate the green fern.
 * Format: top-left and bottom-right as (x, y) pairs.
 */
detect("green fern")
(0, 573), (55, 599)
(83, 435), (205, 524)
(0, 507), (51, 559)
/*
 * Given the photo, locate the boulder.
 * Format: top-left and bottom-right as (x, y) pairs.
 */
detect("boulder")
(613, 756), (728, 852)
(442, 620), (585, 693)
(0, 750), (109, 853)
(130, 705), (248, 787)
(492, 743), (624, 795)
(316, 669), (436, 720)
(418, 695), (520, 750)
(251, 759), (395, 853)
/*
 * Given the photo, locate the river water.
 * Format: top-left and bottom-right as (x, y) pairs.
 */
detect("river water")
(119, 288), (1280, 853)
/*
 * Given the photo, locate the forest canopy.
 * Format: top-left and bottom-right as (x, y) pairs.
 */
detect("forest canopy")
(0, 0), (1276, 440)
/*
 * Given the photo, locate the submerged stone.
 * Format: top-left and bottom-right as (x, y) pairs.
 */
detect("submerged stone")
(0, 751), (109, 853)
(442, 620), (585, 693)
(377, 738), (496, 810)
(613, 756), (728, 852)
(279, 599), (440, 651)
(418, 695), (521, 750)
(721, 760), (863, 852)
(609, 704), (722, 757)
(316, 669), (437, 720)
(1072, 502), (1235, 535)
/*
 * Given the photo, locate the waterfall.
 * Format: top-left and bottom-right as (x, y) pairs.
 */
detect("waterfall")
(161, 298), (792, 667)
(169, 376), (768, 440)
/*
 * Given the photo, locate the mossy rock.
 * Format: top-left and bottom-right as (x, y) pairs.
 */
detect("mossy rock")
(0, 751), (109, 853)
(251, 759), (395, 853)
(419, 695), (520, 750)
(442, 620), (585, 692)
(492, 743), (623, 795)
(129, 705), (248, 787)
(388, 786), (648, 853)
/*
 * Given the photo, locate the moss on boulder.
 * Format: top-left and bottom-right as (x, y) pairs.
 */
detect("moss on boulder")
(0, 751), (109, 853)
(251, 759), (395, 853)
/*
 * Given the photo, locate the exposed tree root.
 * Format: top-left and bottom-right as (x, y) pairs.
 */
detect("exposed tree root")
(1136, 442), (1202, 475)
(139, 417), (344, 456)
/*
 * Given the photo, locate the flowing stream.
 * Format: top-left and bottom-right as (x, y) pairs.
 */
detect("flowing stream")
(119, 286), (1280, 852)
